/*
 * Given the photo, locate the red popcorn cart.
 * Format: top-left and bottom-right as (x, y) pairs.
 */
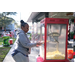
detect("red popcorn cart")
(39, 18), (69, 62)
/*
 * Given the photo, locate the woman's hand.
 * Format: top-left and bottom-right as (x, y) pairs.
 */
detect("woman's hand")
(36, 42), (42, 47)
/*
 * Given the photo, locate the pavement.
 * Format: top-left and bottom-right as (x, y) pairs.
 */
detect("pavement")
(0, 45), (3, 47)
(2, 39), (75, 62)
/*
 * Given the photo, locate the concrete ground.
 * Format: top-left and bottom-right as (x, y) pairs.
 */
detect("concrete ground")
(0, 45), (3, 47)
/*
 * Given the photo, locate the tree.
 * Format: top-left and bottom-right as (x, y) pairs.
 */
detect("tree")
(2, 12), (17, 16)
(0, 16), (15, 26)
(0, 12), (17, 29)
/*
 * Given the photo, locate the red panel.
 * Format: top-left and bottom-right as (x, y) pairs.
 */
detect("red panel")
(46, 18), (69, 24)
(43, 59), (70, 62)
(44, 18), (47, 60)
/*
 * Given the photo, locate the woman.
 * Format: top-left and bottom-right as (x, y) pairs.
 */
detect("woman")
(12, 20), (42, 62)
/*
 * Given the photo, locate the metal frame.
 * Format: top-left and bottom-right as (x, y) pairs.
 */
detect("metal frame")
(41, 18), (69, 62)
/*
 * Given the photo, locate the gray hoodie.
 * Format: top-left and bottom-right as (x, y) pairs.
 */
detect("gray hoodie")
(15, 30), (36, 55)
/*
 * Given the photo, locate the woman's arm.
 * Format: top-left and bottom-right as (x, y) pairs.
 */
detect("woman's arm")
(19, 33), (37, 48)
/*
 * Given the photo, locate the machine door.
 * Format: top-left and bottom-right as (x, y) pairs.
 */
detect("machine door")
(46, 24), (66, 60)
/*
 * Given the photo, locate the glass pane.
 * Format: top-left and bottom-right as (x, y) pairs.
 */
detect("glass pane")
(40, 25), (45, 59)
(46, 24), (66, 60)
(33, 22), (40, 42)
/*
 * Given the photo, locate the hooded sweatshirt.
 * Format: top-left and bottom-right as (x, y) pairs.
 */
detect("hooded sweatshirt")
(15, 30), (36, 55)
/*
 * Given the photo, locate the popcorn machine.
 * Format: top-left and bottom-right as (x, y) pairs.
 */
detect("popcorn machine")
(40, 18), (69, 62)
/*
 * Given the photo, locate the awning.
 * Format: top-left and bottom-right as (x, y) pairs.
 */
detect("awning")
(27, 12), (40, 22)
(27, 12), (75, 22)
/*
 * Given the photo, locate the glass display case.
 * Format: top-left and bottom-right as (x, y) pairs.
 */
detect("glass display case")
(40, 18), (69, 62)
(46, 24), (66, 60)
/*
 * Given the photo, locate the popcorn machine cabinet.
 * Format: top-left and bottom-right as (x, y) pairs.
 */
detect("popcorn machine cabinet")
(40, 18), (69, 62)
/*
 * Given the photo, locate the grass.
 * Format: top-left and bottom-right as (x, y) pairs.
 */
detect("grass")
(0, 47), (11, 61)
(0, 37), (3, 45)
(0, 37), (16, 62)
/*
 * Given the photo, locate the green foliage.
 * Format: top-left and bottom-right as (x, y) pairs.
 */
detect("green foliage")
(0, 12), (17, 28)
(70, 32), (74, 39)
(0, 37), (3, 45)
(2, 12), (17, 16)
(0, 17), (15, 26)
